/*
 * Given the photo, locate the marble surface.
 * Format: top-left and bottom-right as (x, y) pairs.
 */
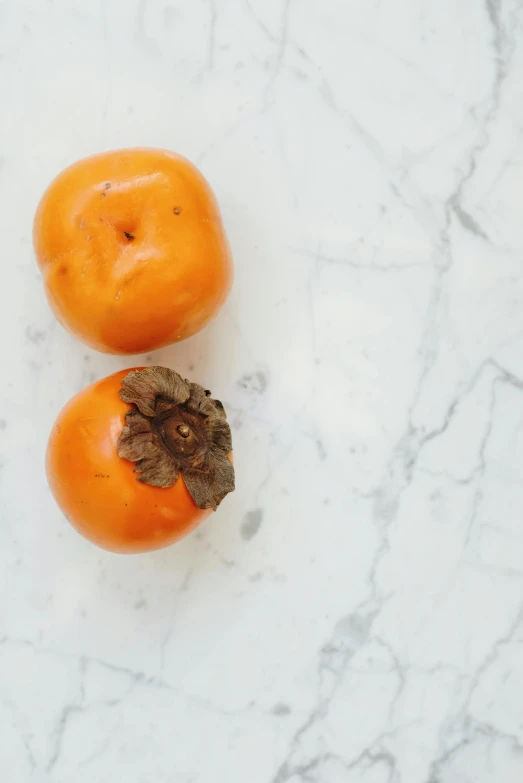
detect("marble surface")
(2, 0), (523, 781)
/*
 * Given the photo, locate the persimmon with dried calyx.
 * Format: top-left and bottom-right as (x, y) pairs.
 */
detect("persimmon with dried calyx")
(33, 148), (233, 354)
(46, 367), (235, 553)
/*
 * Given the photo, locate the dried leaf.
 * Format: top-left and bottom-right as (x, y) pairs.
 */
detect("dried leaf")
(186, 382), (219, 418)
(136, 452), (179, 487)
(208, 448), (235, 506)
(209, 418), (233, 454)
(117, 431), (155, 461)
(182, 468), (217, 509)
(120, 367), (190, 416)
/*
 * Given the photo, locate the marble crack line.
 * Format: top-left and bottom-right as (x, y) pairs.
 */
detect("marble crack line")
(244, 0), (279, 44)
(318, 78), (455, 426)
(269, 358), (523, 780)
(460, 599), (523, 720)
(244, 0), (313, 74)
(263, 0), (291, 107)
(345, 745), (399, 783)
(268, 604), (382, 783)
(374, 355), (521, 519)
(207, 0), (217, 70)
(461, 359), (523, 547)
(266, 360), (515, 780)
(47, 657), (89, 773)
(413, 360), (503, 491)
(0, 637), (258, 721)
(294, 247), (427, 273)
(369, 355), (523, 627)
(426, 717), (523, 783)
(78, 716), (124, 770)
(446, 0), (520, 241)
(425, 601), (523, 781)
(462, 375), (502, 548)
(47, 680), (134, 774)
(0, 694), (37, 771)
(318, 79), (449, 250)
(159, 562), (196, 673)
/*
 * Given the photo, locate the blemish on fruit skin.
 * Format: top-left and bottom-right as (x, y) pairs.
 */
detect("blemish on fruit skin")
(173, 206), (181, 215)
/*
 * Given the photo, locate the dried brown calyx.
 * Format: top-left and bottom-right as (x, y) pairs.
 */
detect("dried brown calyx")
(117, 366), (235, 510)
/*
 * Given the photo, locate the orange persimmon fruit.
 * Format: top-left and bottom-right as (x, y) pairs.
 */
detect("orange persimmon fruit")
(46, 367), (235, 553)
(33, 148), (233, 354)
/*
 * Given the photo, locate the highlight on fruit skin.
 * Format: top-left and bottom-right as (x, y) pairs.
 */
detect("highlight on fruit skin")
(46, 367), (235, 554)
(33, 148), (233, 354)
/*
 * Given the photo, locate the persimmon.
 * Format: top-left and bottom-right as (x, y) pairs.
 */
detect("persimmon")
(33, 148), (233, 354)
(46, 367), (235, 553)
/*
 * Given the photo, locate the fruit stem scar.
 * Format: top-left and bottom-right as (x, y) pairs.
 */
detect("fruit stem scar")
(124, 231), (134, 241)
(177, 423), (190, 438)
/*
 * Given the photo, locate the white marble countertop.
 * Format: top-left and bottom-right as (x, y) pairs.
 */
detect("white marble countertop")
(2, 1), (523, 781)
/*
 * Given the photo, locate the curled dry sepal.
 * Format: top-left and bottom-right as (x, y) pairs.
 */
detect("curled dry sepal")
(117, 366), (235, 510)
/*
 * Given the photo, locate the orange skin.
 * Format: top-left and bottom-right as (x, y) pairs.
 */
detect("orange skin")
(33, 148), (233, 354)
(46, 370), (212, 553)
